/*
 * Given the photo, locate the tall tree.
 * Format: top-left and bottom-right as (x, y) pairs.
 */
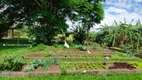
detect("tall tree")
(0, 0), (104, 44)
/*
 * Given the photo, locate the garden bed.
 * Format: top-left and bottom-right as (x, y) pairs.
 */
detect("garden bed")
(48, 48), (115, 53)
(49, 54), (111, 59)
(24, 53), (45, 58)
(24, 53), (112, 59)
(0, 63), (142, 77)
(61, 62), (136, 71)
(0, 64), (61, 77)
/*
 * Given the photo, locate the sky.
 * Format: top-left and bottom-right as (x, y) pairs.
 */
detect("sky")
(90, 0), (142, 31)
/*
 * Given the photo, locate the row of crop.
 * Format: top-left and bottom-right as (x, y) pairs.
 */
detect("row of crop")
(0, 54), (58, 72)
(60, 62), (142, 74)
(63, 63), (107, 70)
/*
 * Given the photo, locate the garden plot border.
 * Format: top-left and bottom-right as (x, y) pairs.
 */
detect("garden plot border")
(0, 69), (142, 77)
(67, 69), (142, 74)
(0, 64), (61, 77)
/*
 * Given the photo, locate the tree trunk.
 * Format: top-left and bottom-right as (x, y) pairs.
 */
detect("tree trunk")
(136, 39), (139, 53)
(112, 38), (115, 47)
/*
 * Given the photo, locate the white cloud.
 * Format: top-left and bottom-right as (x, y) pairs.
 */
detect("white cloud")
(105, 7), (127, 14)
(104, 0), (133, 9)
(92, 0), (142, 30)
(135, 0), (142, 2)
(103, 6), (142, 25)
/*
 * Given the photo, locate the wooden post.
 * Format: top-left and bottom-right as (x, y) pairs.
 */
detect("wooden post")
(12, 28), (14, 38)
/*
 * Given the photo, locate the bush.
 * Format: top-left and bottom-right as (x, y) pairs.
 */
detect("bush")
(66, 40), (75, 47)
(72, 44), (83, 49)
(0, 55), (23, 71)
(52, 43), (64, 48)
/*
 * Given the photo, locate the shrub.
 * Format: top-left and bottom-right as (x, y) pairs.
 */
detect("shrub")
(52, 43), (64, 48)
(0, 55), (23, 71)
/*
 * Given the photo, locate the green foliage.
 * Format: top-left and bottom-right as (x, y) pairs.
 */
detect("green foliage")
(52, 56), (58, 64)
(96, 19), (142, 52)
(73, 44), (83, 49)
(61, 63), (68, 75)
(43, 59), (52, 70)
(23, 57), (58, 72)
(52, 43), (64, 48)
(43, 57), (58, 70)
(45, 51), (52, 57)
(31, 59), (45, 68)
(119, 44), (136, 57)
(31, 44), (46, 52)
(0, 55), (23, 71)
(23, 65), (34, 72)
(0, 0), (104, 43)
(86, 42), (101, 48)
(72, 26), (89, 44)
(66, 40), (75, 47)
(1, 73), (142, 80)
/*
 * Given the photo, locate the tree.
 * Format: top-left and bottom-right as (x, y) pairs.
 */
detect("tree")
(0, 0), (104, 44)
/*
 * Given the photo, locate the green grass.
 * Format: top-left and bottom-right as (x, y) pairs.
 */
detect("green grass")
(0, 38), (30, 56)
(0, 74), (142, 80)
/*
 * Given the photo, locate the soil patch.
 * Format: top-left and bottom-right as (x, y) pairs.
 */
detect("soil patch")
(25, 54), (44, 58)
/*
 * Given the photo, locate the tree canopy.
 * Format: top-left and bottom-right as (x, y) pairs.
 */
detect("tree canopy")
(0, 0), (104, 44)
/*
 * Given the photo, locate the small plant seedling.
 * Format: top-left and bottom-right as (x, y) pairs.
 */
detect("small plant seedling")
(51, 56), (58, 64)
(61, 64), (68, 75)
(31, 59), (44, 68)
(23, 65), (34, 72)
(45, 51), (52, 57)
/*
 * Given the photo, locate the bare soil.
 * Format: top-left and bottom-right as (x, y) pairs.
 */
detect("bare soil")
(25, 54), (44, 58)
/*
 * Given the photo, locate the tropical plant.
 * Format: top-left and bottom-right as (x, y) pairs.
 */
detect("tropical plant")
(96, 19), (142, 53)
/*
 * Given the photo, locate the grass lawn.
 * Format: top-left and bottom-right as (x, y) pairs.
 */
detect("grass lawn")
(0, 74), (142, 80)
